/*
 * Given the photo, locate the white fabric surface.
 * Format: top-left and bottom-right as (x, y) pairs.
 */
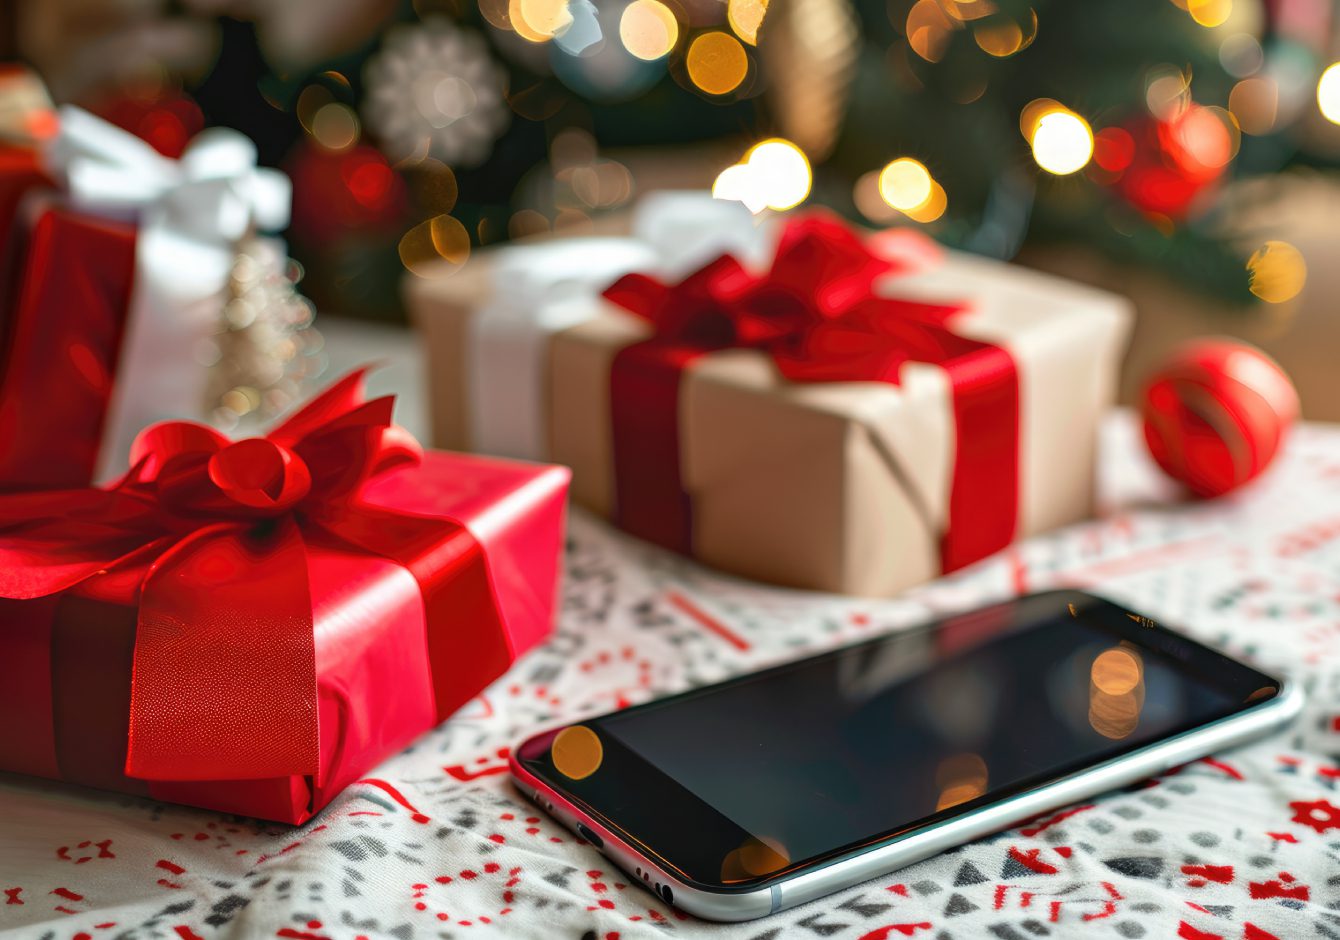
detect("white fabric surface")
(2, 416), (1340, 940)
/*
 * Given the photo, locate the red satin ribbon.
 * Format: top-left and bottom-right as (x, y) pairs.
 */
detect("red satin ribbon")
(602, 211), (1020, 573)
(0, 370), (508, 782)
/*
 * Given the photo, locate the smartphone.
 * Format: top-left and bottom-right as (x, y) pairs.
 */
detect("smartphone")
(510, 590), (1301, 922)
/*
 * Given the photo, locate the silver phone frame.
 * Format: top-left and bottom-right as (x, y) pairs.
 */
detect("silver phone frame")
(510, 662), (1303, 923)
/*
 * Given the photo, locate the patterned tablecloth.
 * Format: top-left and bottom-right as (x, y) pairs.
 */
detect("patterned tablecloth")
(4, 415), (1340, 940)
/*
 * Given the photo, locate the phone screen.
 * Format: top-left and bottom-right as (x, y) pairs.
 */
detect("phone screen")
(516, 592), (1281, 891)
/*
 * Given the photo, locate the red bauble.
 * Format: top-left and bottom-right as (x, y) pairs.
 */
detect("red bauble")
(1113, 106), (1232, 219)
(1141, 339), (1299, 498)
(285, 141), (408, 247)
(88, 91), (205, 159)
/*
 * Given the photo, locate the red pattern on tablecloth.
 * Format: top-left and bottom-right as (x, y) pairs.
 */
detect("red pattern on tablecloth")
(3, 416), (1340, 938)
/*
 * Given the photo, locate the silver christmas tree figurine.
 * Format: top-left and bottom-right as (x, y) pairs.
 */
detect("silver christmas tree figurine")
(203, 237), (325, 433)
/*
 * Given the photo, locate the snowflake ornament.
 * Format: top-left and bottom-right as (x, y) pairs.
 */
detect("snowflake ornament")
(363, 18), (510, 167)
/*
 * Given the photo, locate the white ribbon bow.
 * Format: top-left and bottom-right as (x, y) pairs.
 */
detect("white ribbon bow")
(47, 105), (290, 239)
(44, 106), (293, 480)
(465, 191), (770, 461)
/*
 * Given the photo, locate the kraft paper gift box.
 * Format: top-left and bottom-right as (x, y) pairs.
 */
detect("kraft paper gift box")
(409, 196), (1132, 596)
(0, 372), (570, 824)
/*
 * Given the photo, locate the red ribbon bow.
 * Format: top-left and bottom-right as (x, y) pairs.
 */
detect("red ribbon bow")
(0, 370), (505, 782)
(601, 210), (1021, 572)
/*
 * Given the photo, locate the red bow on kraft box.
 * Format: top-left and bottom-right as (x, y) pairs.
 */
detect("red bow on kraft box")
(0, 370), (570, 823)
(601, 211), (1020, 575)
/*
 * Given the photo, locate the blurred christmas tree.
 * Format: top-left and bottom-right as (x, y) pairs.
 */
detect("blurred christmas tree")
(827, 0), (1267, 300)
(19, 0), (1333, 316)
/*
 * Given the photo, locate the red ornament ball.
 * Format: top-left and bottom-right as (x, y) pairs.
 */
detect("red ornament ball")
(1141, 339), (1298, 498)
(285, 141), (408, 247)
(1113, 105), (1233, 220)
(89, 90), (205, 159)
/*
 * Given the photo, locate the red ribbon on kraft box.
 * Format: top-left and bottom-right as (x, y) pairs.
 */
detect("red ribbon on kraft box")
(601, 211), (1021, 574)
(0, 370), (570, 823)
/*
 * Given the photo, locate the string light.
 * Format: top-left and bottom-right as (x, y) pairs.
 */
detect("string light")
(940, 0), (996, 22)
(619, 0), (679, 61)
(712, 138), (811, 213)
(399, 214), (471, 277)
(1247, 240), (1306, 304)
(1318, 63), (1340, 124)
(687, 31), (749, 96)
(1028, 106), (1093, 175)
(905, 0), (956, 63)
(727, 0), (769, 45)
(1187, 0), (1232, 27)
(310, 103), (360, 151)
(878, 158), (932, 211)
(872, 157), (947, 223)
(296, 85), (334, 134)
(515, 0), (573, 40)
(510, 0), (553, 41)
(1019, 97), (1060, 139)
(903, 181), (947, 223)
(973, 10), (1036, 58)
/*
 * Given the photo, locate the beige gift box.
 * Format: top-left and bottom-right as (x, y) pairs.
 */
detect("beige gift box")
(408, 205), (1132, 596)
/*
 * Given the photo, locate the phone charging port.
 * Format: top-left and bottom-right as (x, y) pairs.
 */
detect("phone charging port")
(576, 823), (603, 848)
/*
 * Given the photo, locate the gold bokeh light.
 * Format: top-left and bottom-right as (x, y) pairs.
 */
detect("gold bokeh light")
(1188, 0), (1232, 27)
(904, 181), (947, 223)
(906, 0), (957, 63)
(310, 102), (360, 151)
(935, 753), (988, 811)
(728, 0), (769, 45)
(1029, 107), (1094, 175)
(1089, 689), (1143, 739)
(551, 725), (604, 780)
(1247, 240), (1307, 304)
(878, 157), (933, 211)
(620, 0), (680, 60)
(712, 138), (812, 213)
(399, 214), (471, 278)
(687, 31), (749, 96)
(1091, 648), (1143, 696)
(1318, 62), (1340, 124)
(941, 0), (998, 22)
(516, 0), (573, 40)
(1088, 646), (1146, 740)
(974, 10), (1036, 57)
(721, 836), (790, 881)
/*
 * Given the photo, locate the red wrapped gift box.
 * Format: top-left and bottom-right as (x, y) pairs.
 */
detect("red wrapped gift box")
(0, 164), (138, 489)
(0, 371), (569, 824)
(0, 105), (292, 489)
